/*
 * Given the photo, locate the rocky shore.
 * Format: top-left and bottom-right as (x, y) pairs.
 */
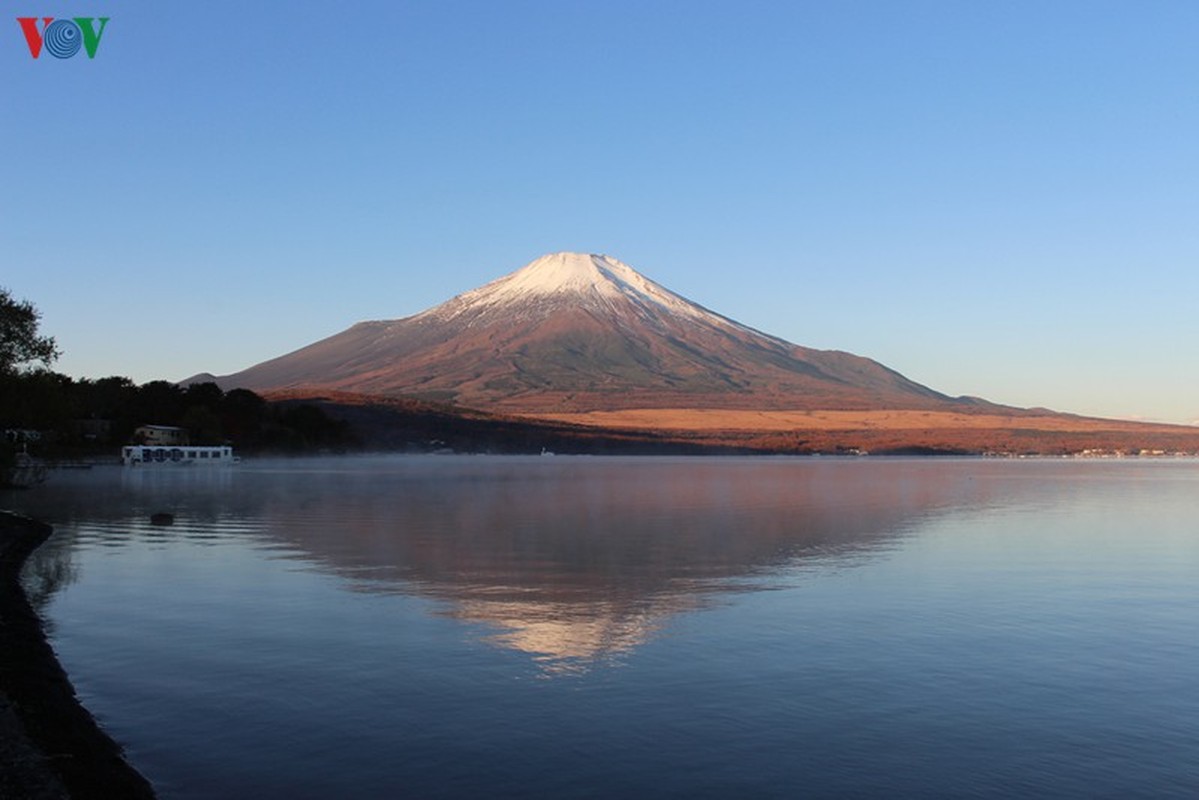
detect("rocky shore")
(0, 512), (156, 799)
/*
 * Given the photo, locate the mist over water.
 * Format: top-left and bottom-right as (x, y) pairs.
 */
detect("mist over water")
(10, 457), (1199, 798)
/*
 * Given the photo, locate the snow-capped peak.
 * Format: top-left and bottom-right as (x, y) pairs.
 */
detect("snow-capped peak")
(495, 252), (627, 298)
(434, 252), (716, 324)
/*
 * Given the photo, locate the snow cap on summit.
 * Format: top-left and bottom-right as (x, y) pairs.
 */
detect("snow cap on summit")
(444, 251), (713, 323)
(490, 252), (637, 298)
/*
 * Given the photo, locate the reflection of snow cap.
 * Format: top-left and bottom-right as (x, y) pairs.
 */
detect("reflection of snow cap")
(448, 594), (699, 676)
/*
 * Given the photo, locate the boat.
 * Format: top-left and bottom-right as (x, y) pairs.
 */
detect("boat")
(121, 445), (239, 466)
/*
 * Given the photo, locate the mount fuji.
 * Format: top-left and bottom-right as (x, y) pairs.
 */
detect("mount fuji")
(204, 252), (978, 414)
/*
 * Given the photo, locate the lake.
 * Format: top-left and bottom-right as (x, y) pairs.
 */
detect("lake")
(9, 456), (1199, 798)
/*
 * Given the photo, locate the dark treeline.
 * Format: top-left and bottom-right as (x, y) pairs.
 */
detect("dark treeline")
(1, 372), (354, 457)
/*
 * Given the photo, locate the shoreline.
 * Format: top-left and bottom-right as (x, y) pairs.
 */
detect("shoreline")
(0, 511), (156, 800)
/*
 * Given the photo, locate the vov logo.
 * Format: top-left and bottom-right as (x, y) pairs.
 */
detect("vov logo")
(16, 16), (110, 59)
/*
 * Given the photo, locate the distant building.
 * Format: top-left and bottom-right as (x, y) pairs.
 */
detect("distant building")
(133, 425), (189, 446)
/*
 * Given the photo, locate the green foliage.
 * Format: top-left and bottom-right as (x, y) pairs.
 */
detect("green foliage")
(0, 287), (59, 375)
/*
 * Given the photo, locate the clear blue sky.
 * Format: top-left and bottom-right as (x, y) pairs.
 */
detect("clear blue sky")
(3, 1), (1196, 423)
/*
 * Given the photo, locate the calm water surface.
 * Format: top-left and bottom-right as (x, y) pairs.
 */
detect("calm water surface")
(9, 456), (1199, 798)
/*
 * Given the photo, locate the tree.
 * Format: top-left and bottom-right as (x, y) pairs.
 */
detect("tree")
(0, 287), (59, 375)
(181, 405), (223, 445)
(185, 381), (225, 410)
(130, 380), (186, 426)
(221, 388), (267, 442)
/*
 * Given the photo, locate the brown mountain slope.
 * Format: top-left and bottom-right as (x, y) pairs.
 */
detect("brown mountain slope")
(207, 252), (994, 414)
(263, 389), (1199, 456)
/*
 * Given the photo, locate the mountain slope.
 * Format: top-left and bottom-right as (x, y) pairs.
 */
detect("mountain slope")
(207, 252), (972, 413)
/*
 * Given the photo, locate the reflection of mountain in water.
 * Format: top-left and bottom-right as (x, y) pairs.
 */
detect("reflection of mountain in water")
(246, 458), (1006, 672)
(453, 597), (672, 674)
(14, 458), (1021, 674)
